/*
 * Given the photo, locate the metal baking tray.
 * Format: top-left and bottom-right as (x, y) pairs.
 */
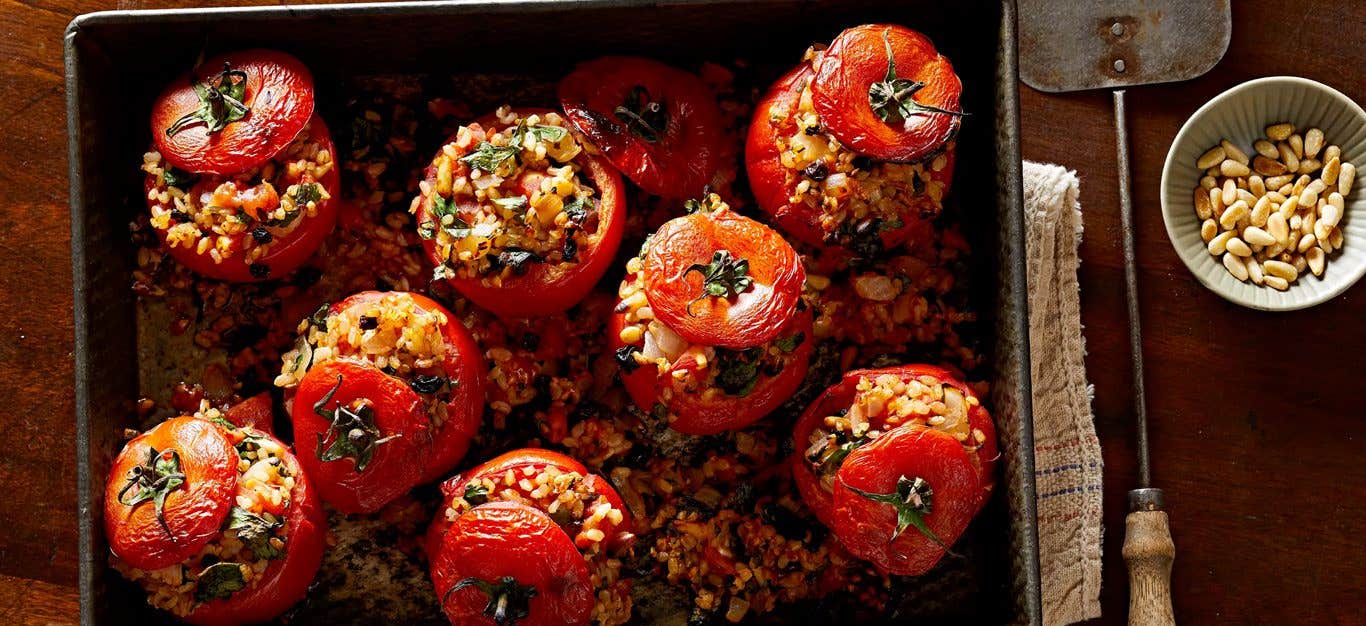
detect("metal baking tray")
(66, 1), (1038, 624)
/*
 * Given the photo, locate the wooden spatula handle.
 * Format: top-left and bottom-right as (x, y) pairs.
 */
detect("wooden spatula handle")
(1124, 509), (1175, 625)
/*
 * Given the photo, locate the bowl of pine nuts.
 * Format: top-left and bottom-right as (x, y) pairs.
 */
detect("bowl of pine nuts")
(1161, 76), (1366, 311)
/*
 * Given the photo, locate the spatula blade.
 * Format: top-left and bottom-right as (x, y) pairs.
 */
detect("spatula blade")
(1019, 0), (1231, 93)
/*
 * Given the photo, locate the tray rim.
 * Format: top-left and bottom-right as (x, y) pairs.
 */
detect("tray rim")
(65, 2), (1039, 624)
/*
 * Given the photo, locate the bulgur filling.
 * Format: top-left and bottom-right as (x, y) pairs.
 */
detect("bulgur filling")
(771, 48), (951, 247)
(444, 463), (631, 625)
(614, 255), (807, 411)
(275, 292), (454, 428)
(141, 122), (334, 267)
(415, 107), (603, 285)
(803, 372), (984, 491)
(113, 411), (296, 617)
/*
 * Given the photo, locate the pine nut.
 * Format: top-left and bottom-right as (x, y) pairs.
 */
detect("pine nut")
(1279, 142), (1300, 172)
(1250, 196), (1272, 227)
(1266, 190), (1287, 204)
(1220, 159), (1251, 177)
(1330, 227), (1344, 249)
(1201, 219), (1218, 242)
(1324, 145), (1341, 163)
(1305, 128), (1324, 159)
(1247, 256), (1265, 285)
(1266, 174), (1294, 189)
(1339, 162), (1355, 196)
(1253, 139), (1279, 159)
(1321, 197), (1343, 228)
(1307, 247), (1326, 276)
(1208, 230), (1234, 255)
(1226, 237), (1252, 257)
(1278, 197), (1299, 221)
(1303, 210), (1317, 237)
(1197, 146), (1227, 169)
(1221, 139), (1250, 165)
(1314, 220), (1331, 245)
(1252, 155), (1287, 176)
(1268, 212), (1290, 245)
(1224, 252), (1249, 281)
(1207, 166), (1221, 177)
(1290, 214), (1303, 231)
(1297, 233), (1317, 253)
(1244, 226), (1276, 246)
(1321, 232), (1334, 254)
(618, 324), (643, 344)
(1278, 183), (1293, 195)
(1211, 188), (1226, 216)
(1292, 175), (1311, 198)
(1266, 122), (1295, 141)
(1293, 255), (1308, 274)
(1298, 186), (1319, 208)
(1201, 175), (1218, 190)
(1236, 189), (1256, 204)
(1322, 156), (1341, 185)
(1264, 275), (1290, 290)
(1306, 179), (1327, 196)
(1298, 158), (1322, 175)
(1249, 175), (1266, 197)
(1222, 178), (1238, 205)
(1289, 134), (1304, 159)
(1220, 200), (1250, 229)
(1264, 259), (1298, 281)
(1266, 243), (1286, 258)
(1194, 187), (1214, 219)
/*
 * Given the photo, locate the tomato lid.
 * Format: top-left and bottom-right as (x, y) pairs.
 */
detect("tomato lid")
(641, 201), (805, 349)
(811, 24), (962, 163)
(432, 502), (594, 626)
(558, 56), (726, 199)
(151, 49), (316, 176)
(104, 417), (239, 571)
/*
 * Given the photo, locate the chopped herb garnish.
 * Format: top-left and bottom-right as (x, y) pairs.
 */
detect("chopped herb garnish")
(683, 198), (705, 214)
(497, 249), (542, 275)
(774, 332), (805, 353)
(195, 562), (247, 603)
(868, 29), (967, 126)
(307, 303), (330, 331)
(713, 347), (761, 397)
(166, 61), (250, 137)
(493, 196), (529, 215)
(463, 482), (491, 506)
(460, 140), (521, 174)
(162, 166), (197, 188)
(562, 195), (592, 223)
(430, 195), (473, 239)
(227, 506), (284, 560)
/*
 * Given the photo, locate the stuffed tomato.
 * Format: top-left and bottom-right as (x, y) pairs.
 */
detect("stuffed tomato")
(413, 107), (625, 318)
(790, 365), (996, 576)
(142, 49), (339, 282)
(746, 24), (961, 254)
(427, 449), (634, 626)
(559, 56), (729, 200)
(275, 291), (486, 513)
(608, 195), (812, 435)
(105, 415), (325, 624)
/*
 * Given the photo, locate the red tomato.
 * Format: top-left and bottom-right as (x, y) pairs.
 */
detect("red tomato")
(746, 64), (955, 252)
(429, 448), (632, 554)
(187, 427), (326, 626)
(329, 291), (488, 483)
(791, 364), (997, 528)
(414, 109), (626, 318)
(832, 425), (980, 576)
(811, 24), (962, 164)
(290, 359), (431, 514)
(222, 392), (275, 435)
(104, 417), (238, 571)
(608, 306), (814, 435)
(558, 56), (728, 199)
(430, 502), (594, 626)
(151, 49), (315, 176)
(641, 206), (805, 348)
(145, 114), (341, 282)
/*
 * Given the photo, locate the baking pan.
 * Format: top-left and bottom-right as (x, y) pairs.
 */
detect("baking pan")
(66, 1), (1038, 624)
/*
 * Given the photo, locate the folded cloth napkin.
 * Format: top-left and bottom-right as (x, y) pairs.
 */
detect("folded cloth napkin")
(1022, 162), (1103, 626)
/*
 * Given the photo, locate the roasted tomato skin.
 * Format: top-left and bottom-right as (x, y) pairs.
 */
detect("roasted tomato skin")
(151, 49), (315, 176)
(608, 306), (814, 436)
(833, 425), (979, 576)
(415, 109), (626, 318)
(290, 359), (431, 514)
(791, 364), (997, 526)
(145, 114), (341, 283)
(222, 392), (275, 435)
(746, 64), (955, 252)
(330, 291), (488, 483)
(641, 206), (806, 349)
(186, 426), (326, 626)
(104, 417), (239, 571)
(427, 448), (632, 556)
(558, 56), (728, 199)
(811, 24), (962, 164)
(430, 502), (594, 626)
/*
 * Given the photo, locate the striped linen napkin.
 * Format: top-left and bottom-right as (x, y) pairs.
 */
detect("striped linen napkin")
(1022, 162), (1104, 625)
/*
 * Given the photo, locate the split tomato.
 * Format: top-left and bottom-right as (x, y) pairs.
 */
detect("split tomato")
(559, 56), (728, 199)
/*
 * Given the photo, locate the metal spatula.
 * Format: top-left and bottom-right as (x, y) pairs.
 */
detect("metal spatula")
(1018, 2), (1231, 624)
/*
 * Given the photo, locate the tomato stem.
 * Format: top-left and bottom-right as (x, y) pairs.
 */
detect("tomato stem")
(312, 375), (402, 472)
(867, 29), (966, 126)
(446, 575), (538, 626)
(117, 447), (187, 541)
(613, 85), (668, 143)
(684, 249), (754, 315)
(845, 474), (956, 554)
(166, 61), (251, 137)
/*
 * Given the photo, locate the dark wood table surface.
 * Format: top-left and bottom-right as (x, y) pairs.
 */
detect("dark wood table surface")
(3, 1), (1361, 624)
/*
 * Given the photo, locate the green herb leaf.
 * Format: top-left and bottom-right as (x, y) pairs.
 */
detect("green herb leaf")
(227, 507), (284, 560)
(463, 483), (491, 506)
(312, 375), (402, 472)
(684, 250), (754, 314)
(683, 198), (705, 214)
(195, 562), (247, 603)
(867, 29), (967, 126)
(774, 332), (805, 353)
(166, 62), (251, 137)
(523, 124), (568, 144)
(431, 195), (473, 239)
(162, 166), (197, 189)
(493, 196), (530, 221)
(496, 249), (542, 275)
(117, 447), (187, 540)
(460, 141), (521, 174)
(562, 195), (592, 224)
(713, 347), (761, 397)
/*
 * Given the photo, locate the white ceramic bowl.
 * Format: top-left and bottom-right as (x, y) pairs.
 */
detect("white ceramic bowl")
(1160, 76), (1366, 311)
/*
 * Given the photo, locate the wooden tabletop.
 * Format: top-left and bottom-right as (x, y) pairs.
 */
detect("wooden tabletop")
(4, 1), (1361, 624)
